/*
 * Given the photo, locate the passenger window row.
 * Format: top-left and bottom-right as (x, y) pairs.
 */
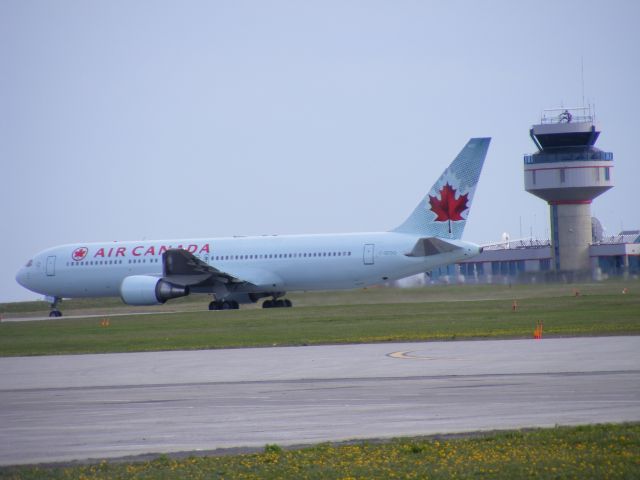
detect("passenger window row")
(66, 252), (351, 267)
(66, 258), (161, 267)
(67, 260), (124, 267)
(213, 252), (352, 261)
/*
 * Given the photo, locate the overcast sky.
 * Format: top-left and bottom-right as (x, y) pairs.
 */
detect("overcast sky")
(2, 0), (638, 302)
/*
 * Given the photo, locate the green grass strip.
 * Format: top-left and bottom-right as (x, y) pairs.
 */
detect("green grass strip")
(2, 423), (638, 479)
(1, 286), (639, 356)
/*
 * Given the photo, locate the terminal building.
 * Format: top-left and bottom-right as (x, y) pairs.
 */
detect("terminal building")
(433, 230), (640, 285)
(428, 107), (638, 284)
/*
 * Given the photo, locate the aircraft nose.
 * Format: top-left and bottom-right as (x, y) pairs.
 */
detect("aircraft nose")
(16, 267), (29, 288)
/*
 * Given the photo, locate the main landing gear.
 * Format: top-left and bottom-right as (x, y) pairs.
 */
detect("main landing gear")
(207, 294), (293, 310)
(48, 296), (62, 318)
(208, 300), (240, 311)
(262, 298), (292, 308)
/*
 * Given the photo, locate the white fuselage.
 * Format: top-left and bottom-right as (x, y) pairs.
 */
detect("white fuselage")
(16, 231), (480, 299)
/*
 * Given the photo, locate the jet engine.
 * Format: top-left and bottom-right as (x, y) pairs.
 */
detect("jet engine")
(120, 275), (190, 306)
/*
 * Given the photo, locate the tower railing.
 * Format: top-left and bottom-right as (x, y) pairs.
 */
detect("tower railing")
(523, 150), (613, 164)
(540, 107), (593, 125)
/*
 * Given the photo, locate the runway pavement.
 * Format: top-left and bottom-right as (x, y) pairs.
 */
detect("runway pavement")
(1, 336), (639, 465)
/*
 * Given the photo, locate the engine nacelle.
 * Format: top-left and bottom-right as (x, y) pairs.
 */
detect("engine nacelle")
(120, 275), (190, 306)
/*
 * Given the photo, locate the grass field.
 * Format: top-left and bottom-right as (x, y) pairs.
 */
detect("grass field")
(1, 424), (638, 479)
(0, 281), (638, 356)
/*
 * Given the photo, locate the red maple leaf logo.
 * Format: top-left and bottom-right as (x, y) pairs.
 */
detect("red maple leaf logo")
(72, 247), (88, 261)
(429, 183), (469, 231)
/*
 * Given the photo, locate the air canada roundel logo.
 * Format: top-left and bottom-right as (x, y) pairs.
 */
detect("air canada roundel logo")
(72, 247), (88, 261)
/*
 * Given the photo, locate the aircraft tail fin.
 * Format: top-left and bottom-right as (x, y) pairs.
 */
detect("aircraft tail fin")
(392, 137), (490, 239)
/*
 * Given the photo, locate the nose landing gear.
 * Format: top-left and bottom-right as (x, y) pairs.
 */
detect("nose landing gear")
(48, 297), (62, 318)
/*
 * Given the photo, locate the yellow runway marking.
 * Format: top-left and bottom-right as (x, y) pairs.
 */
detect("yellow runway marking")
(388, 351), (435, 360)
(388, 351), (462, 361)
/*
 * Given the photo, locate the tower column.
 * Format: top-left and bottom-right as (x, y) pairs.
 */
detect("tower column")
(550, 202), (593, 272)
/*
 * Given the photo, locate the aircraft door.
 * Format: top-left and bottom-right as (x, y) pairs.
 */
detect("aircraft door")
(363, 244), (375, 265)
(46, 256), (56, 276)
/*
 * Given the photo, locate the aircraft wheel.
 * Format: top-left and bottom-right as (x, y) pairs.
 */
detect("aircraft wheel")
(49, 310), (62, 318)
(262, 300), (273, 309)
(274, 299), (285, 308)
(230, 300), (240, 310)
(208, 301), (220, 311)
(284, 299), (292, 308)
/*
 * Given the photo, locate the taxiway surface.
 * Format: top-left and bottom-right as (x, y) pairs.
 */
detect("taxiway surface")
(1, 336), (639, 465)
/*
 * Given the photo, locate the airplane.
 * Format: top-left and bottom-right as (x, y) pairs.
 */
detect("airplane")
(16, 137), (490, 317)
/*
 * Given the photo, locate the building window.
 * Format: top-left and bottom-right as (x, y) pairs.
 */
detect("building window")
(491, 261), (500, 275)
(594, 167), (600, 181)
(501, 262), (510, 275)
(532, 170), (536, 185)
(604, 167), (610, 181)
(559, 168), (565, 183)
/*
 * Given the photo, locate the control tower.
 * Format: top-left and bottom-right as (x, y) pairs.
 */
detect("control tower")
(524, 107), (614, 274)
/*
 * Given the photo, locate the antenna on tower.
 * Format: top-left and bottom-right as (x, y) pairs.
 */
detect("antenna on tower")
(581, 56), (586, 108)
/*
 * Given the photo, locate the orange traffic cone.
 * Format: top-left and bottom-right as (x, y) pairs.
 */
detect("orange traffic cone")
(534, 320), (544, 340)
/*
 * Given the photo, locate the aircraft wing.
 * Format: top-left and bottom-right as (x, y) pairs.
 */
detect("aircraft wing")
(163, 249), (284, 290)
(404, 237), (462, 257)
(162, 249), (247, 287)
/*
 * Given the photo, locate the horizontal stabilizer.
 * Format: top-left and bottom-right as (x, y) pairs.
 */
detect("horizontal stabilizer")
(405, 237), (461, 257)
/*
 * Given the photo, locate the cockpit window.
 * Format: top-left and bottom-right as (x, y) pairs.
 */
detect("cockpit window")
(26, 260), (33, 267)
